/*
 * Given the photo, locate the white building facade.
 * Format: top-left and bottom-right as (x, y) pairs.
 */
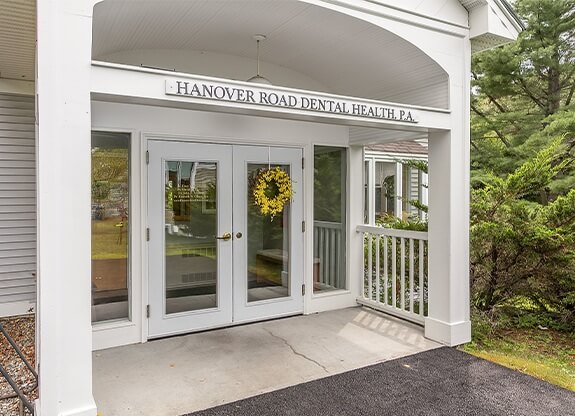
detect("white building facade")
(0, 0), (522, 414)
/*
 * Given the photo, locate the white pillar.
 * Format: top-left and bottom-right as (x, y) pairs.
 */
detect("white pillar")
(367, 158), (375, 225)
(394, 162), (403, 219)
(425, 130), (471, 346)
(423, 24), (472, 346)
(349, 145), (365, 298)
(36, 1), (97, 415)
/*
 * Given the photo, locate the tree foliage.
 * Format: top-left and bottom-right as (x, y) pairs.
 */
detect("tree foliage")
(470, 139), (575, 328)
(471, 0), (575, 194)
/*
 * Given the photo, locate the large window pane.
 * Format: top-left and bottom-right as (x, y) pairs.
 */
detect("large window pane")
(91, 131), (130, 323)
(313, 146), (347, 293)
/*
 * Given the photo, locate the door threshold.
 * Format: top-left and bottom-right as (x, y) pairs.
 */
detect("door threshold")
(148, 312), (304, 342)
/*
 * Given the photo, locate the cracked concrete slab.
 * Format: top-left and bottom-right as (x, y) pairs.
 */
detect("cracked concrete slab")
(93, 307), (441, 416)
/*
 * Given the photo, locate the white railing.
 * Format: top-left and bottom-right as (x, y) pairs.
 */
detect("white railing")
(357, 225), (428, 325)
(313, 221), (345, 290)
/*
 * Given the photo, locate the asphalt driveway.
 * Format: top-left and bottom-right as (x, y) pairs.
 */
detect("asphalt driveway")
(187, 347), (575, 416)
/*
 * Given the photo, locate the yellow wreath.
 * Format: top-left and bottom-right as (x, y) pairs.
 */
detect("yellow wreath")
(253, 167), (294, 220)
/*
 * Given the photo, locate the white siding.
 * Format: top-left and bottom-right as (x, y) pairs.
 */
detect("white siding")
(0, 93), (36, 309)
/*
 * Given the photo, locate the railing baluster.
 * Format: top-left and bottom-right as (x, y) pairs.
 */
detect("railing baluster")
(367, 233), (373, 300)
(337, 229), (342, 289)
(325, 229), (333, 286)
(383, 235), (388, 305)
(330, 229), (335, 287)
(391, 237), (396, 308)
(375, 234), (381, 303)
(321, 227), (326, 285)
(400, 237), (405, 310)
(419, 239), (425, 317)
(325, 229), (329, 287)
(409, 238), (414, 313)
(316, 227), (320, 285)
(320, 228), (324, 286)
(333, 230), (341, 288)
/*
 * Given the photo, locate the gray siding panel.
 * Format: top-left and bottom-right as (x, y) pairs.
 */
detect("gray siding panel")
(0, 93), (36, 311)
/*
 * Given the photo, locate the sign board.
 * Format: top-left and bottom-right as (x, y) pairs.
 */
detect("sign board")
(165, 79), (418, 124)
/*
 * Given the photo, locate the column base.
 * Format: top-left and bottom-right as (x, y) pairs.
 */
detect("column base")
(35, 400), (97, 416)
(424, 317), (471, 346)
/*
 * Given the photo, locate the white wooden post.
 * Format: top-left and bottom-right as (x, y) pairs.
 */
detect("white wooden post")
(36, 1), (97, 415)
(394, 162), (403, 219)
(425, 129), (471, 346)
(367, 158), (375, 225)
(423, 21), (472, 346)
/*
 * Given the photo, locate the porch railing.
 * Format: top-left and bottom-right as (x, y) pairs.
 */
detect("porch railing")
(0, 322), (37, 415)
(313, 221), (345, 290)
(357, 225), (428, 325)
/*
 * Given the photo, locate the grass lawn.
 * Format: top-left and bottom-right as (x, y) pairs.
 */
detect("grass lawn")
(461, 328), (575, 392)
(92, 218), (128, 260)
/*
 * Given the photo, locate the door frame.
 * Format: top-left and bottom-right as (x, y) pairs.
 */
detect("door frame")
(232, 145), (304, 324)
(147, 140), (234, 338)
(144, 134), (307, 339)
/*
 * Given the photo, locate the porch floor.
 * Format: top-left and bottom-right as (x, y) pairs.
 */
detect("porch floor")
(93, 307), (441, 416)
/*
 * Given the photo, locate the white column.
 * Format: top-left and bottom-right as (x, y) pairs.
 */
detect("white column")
(425, 133), (471, 345)
(394, 162), (402, 219)
(349, 145), (365, 298)
(36, 1), (97, 415)
(423, 26), (472, 346)
(367, 158), (375, 225)
(421, 171), (429, 221)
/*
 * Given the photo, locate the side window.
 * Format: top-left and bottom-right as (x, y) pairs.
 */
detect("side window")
(91, 131), (131, 323)
(313, 146), (347, 293)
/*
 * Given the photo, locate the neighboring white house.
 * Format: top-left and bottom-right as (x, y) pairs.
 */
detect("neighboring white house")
(0, 0), (523, 415)
(364, 140), (429, 224)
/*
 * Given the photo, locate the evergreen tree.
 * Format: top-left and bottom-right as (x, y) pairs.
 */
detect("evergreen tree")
(471, 0), (575, 198)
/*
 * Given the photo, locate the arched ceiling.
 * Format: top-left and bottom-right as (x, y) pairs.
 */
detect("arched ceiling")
(92, 0), (450, 109)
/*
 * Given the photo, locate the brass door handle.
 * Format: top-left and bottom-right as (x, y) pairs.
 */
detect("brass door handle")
(216, 232), (232, 241)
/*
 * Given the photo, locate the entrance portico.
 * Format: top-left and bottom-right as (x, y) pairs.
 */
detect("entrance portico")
(30, 0), (521, 415)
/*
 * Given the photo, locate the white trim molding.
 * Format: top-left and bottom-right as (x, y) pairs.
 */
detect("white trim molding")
(425, 318), (472, 346)
(0, 301), (35, 318)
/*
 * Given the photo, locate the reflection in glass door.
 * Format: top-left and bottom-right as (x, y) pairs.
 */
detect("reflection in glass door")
(246, 163), (291, 303)
(148, 141), (233, 338)
(233, 146), (303, 323)
(164, 161), (218, 314)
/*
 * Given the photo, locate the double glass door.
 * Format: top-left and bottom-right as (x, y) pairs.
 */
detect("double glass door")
(147, 141), (303, 338)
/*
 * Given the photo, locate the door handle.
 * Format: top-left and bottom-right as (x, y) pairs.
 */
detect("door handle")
(236, 232), (243, 239)
(216, 232), (232, 241)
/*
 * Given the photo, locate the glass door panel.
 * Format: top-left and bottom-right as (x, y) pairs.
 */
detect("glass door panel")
(233, 146), (303, 323)
(148, 141), (232, 338)
(164, 161), (218, 314)
(246, 163), (290, 302)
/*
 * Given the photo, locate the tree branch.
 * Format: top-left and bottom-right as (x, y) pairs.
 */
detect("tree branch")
(471, 104), (512, 147)
(517, 77), (547, 110)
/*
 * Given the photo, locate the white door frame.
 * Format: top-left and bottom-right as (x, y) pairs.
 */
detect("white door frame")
(147, 139), (304, 338)
(147, 140), (234, 338)
(232, 145), (304, 323)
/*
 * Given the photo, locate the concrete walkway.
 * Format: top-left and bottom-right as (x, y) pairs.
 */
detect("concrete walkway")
(93, 307), (441, 416)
